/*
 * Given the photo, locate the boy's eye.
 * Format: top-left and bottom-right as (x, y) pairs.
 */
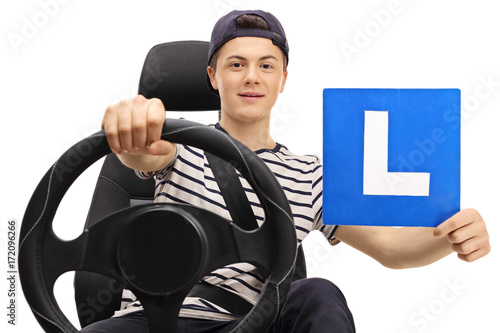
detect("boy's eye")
(231, 62), (243, 68)
(262, 64), (273, 69)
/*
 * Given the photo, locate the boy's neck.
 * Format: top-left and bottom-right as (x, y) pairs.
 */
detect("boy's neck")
(218, 118), (276, 152)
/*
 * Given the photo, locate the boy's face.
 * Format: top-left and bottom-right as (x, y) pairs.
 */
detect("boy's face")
(207, 37), (288, 125)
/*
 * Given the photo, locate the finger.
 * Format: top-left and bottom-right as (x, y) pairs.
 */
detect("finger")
(117, 100), (133, 153)
(447, 223), (481, 244)
(453, 230), (490, 262)
(131, 95), (148, 151)
(433, 209), (476, 238)
(102, 105), (122, 154)
(451, 236), (482, 255)
(146, 98), (166, 147)
(457, 244), (491, 262)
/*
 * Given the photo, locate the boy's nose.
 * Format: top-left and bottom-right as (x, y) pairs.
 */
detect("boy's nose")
(244, 67), (261, 85)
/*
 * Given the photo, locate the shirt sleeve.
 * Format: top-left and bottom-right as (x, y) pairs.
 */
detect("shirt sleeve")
(310, 160), (340, 245)
(134, 169), (157, 179)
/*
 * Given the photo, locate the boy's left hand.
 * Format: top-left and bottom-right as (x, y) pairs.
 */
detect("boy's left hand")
(434, 208), (491, 262)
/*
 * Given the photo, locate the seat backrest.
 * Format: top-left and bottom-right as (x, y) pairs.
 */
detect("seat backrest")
(138, 41), (221, 112)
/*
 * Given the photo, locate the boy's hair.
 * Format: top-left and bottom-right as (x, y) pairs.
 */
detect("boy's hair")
(208, 11), (289, 73)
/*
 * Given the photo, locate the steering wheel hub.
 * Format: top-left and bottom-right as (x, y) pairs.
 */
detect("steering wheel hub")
(118, 209), (205, 296)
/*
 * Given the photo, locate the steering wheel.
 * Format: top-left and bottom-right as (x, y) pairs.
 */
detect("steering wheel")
(19, 118), (297, 333)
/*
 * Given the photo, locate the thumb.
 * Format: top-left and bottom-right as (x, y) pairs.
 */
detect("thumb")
(149, 140), (175, 156)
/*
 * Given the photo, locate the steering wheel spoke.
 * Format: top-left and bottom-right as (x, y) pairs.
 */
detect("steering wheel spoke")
(134, 291), (188, 333)
(227, 224), (273, 275)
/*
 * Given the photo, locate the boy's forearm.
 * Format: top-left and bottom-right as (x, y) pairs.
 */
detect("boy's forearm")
(382, 227), (453, 269)
(335, 225), (454, 269)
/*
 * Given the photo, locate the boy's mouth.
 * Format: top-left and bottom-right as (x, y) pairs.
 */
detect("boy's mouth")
(239, 92), (264, 101)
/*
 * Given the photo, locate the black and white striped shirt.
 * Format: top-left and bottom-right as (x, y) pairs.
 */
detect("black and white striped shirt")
(114, 124), (339, 321)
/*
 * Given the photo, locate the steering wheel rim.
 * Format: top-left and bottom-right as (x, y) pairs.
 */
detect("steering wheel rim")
(19, 118), (297, 333)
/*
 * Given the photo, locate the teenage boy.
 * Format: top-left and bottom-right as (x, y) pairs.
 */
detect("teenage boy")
(86, 9), (490, 333)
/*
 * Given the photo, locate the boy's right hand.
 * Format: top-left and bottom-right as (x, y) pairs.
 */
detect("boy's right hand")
(101, 95), (175, 171)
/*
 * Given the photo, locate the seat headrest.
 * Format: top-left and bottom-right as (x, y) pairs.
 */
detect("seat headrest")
(138, 41), (221, 111)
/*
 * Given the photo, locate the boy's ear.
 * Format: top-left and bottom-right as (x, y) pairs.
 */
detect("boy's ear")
(280, 70), (288, 93)
(207, 66), (218, 91)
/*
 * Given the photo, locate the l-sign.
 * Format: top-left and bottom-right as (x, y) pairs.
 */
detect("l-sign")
(322, 89), (460, 227)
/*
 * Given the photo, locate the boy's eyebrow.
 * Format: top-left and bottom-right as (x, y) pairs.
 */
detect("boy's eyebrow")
(225, 55), (279, 62)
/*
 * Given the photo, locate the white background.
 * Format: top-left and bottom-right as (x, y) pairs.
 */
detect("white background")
(1, 0), (499, 332)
